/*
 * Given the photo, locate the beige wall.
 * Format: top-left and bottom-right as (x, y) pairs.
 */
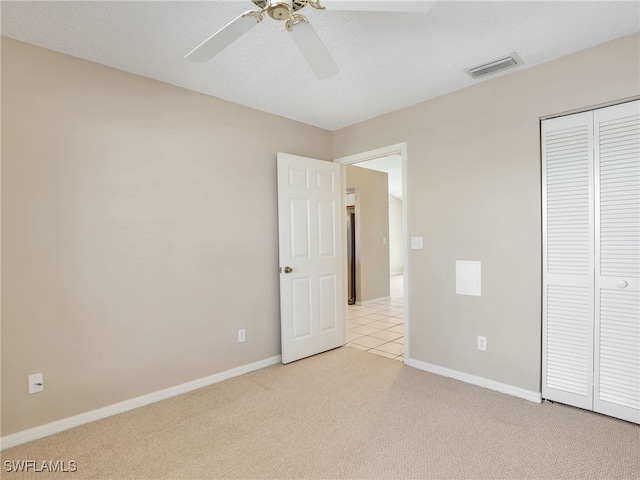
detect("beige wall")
(1, 38), (332, 436)
(2, 32), (639, 438)
(333, 33), (640, 393)
(345, 166), (390, 303)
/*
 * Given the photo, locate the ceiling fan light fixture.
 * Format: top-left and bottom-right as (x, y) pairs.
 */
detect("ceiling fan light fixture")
(268, 0), (294, 20)
(186, 0), (437, 80)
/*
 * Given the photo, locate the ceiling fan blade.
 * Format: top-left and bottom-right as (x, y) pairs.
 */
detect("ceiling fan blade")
(288, 20), (339, 80)
(185, 13), (261, 62)
(320, 0), (435, 13)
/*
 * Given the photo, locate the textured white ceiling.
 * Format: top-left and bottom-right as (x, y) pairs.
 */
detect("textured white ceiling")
(1, 1), (639, 131)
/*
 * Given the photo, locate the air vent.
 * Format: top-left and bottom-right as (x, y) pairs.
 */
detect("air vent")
(464, 53), (524, 79)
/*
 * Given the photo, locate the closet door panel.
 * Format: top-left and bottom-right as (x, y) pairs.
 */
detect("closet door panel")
(542, 112), (595, 410)
(594, 100), (640, 424)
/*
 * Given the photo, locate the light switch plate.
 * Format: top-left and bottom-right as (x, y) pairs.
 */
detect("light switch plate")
(411, 237), (423, 250)
(28, 373), (44, 394)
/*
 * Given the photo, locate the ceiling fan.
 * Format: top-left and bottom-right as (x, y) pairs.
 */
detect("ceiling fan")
(185, 0), (435, 80)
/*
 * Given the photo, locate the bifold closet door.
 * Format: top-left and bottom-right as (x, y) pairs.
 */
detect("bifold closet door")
(593, 101), (640, 424)
(542, 111), (595, 411)
(542, 100), (640, 424)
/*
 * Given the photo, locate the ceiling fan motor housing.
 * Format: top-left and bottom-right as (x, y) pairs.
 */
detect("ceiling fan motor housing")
(268, 0), (294, 20)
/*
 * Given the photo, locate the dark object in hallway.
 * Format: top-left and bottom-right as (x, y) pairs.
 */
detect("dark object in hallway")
(347, 206), (356, 305)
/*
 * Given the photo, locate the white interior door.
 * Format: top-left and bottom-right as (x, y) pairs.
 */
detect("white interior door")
(593, 100), (640, 424)
(277, 153), (345, 364)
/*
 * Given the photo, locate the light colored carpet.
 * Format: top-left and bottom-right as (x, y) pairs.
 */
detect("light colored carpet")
(2, 347), (639, 479)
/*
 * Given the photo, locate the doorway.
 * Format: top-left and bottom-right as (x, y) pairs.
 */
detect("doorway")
(335, 143), (409, 361)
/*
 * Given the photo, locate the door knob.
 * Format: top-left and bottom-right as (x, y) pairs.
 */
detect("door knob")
(283, 266), (293, 274)
(617, 280), (628, 289)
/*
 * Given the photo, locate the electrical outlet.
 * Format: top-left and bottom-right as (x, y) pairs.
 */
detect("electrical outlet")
(477, 336), (487, 352)
(238, 329), (246, 343)
(28, 373), (44, 394)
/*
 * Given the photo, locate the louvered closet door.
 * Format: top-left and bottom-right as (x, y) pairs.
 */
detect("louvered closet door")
(542, 112), (595, 410)
(593, 100), (640, 424)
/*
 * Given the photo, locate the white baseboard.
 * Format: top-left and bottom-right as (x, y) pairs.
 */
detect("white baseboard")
(0, 355), (282, 451)
(405, 357), (542, 404)
(356, 296), (391, 306)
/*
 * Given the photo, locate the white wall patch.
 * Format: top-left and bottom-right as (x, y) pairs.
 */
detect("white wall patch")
(456, 261), (481, 296)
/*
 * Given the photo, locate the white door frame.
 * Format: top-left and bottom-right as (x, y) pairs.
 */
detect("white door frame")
(334, 142), (409, 360)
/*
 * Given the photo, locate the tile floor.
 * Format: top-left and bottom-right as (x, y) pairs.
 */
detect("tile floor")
(346, 275), (404, 362)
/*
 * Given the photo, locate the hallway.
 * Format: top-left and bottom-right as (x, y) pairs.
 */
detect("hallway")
(346, 275), (404, 361)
